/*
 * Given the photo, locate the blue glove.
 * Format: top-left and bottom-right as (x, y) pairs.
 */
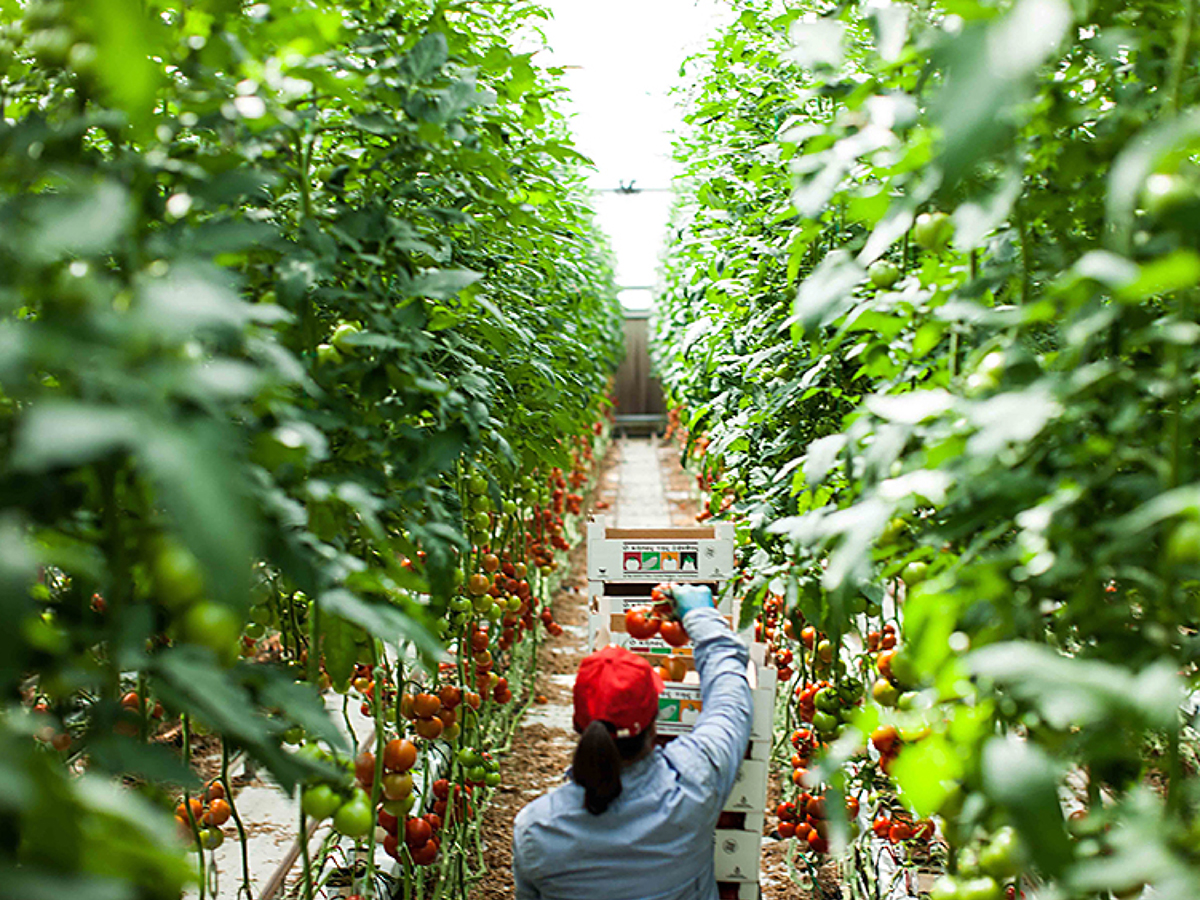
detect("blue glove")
(670, 584), (713, 617)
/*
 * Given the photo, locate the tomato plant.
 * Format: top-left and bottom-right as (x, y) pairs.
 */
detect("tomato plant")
(0, 0), (619, 897)
(656, 0), (1200, 897)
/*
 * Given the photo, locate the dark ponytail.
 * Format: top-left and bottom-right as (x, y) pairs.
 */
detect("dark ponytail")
(572, 720), (654, 815)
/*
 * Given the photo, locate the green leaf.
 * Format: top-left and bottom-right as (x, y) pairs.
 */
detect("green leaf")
(981, 736), (1071, 875)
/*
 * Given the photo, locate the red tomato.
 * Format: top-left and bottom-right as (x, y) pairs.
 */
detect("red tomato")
(624, 607), (660, 639)
(659, 620), (689, 647)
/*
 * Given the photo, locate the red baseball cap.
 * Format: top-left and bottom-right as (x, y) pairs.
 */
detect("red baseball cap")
(573, 644), (664, 738)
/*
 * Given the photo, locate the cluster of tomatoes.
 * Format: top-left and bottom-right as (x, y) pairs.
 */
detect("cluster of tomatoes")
(867, 625), (916, 709)
(175, 780), (232, 850)
(624, 583), (691, 646)
(869, 724), (903, 776)
(623, 604), (689, 646)
(652, 656), (689, 683)
(775, 791), (858, 856)
(788, 726), (821, 787)
(870, 807), (935, 846)
(400, 683), (476, 741)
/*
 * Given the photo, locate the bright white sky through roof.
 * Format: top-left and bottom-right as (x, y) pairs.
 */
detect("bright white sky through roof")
(537, 1), (734, 310)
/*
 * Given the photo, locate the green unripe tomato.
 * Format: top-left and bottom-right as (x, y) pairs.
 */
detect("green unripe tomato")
(315, 343), (342, 366)
(929, 875), (960, 900)
(450, 596), (472, 613)
(1166, 519), (1200, 565)
(879, 517), (908, 547)
(486, 603), (503, 623)
(249, 603), (272, 625)
(466, 764), (488, 783)
(472, 595), (494, 615)
(468, 473), (488, 495)
(198, 826), (225, 850)
(153, 542), (204, 608)
(182, 602), (241, 663)
(472, 510), (490, 532)
(330, 321), (360, 354)
(244, 622), (265, 640)
(281, 725), (305, 745)
(484, 770), (502, 787)
(958, 876), (1003, 900)
(812, 710), (839, 736)
(868, 259), (901, 289)
(901, 561), (928, 587)
(457, 748), (481, 767)
(502, 499), (518, 516)
(913, 211), (954, 252)
(506, 595), (522, 612)
(814, 686), (840, 713)
(332, 793), (373, 838)
(979, 826), (1022, 879)
(301, 784), (341, 821)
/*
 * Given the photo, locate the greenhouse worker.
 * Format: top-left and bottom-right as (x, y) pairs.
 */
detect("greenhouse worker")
(512, 584), (753, 900)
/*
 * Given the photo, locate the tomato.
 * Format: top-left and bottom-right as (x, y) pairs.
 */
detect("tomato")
(913, 211), (954, 251)
(814, 686), (839, 713)
(412, 693), (441, 718)
(872, 678), (900, 707)
(315, 342), (343, 366)
(624, 607), (660, 639)
(800, 625), (816, 649)
(816, 639), (834, 664)
(811, 710), (838, 736)
(382, 772), (413, 801)
(929, 876), (961, 900)
(659, 620), (689, 647)
(438, 685), (462, 710)
(979, 825), (1022, 879)
(778, 821), (796, 838)
(467, 573), (490, 596)
(196, 799), (225, 827)
(354, 751), (376, 787)
(410, 837), (439, 865)
(481, 553), (500, 573)
(182, 602), (240, 663)
(870, 725), (899, 754)
(415, 716), (444, 740)
(198, 826), (224, 850)
(121, 691), (140, 710)
(332, 793), (373, 838)
(868, 259), (901, 289)
(872, 816), (891, 838)
(901, 561), (928, 587)
(205, 780), (225, 802)
(888, 821), (912, 843)
(1166, 519), (1200, 565)
(177, 797), (204, 822)
(404, 816), (432, 847)
(301, 784), (341, 821)
(384, 738), (418, 773)
(958, 876), (1003, 900)
(330, 321), (361, 353)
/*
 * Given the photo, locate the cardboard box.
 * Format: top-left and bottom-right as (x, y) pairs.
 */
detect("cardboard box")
(586, 518), (736, 583)
(723, 758), (768, 814)
(713, 827), (762, 882)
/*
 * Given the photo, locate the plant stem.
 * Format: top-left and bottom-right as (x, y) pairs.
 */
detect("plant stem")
(220, 738), (252, 899)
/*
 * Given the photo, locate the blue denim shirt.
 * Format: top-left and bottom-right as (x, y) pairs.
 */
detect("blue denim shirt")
(512, 607), (754, 900)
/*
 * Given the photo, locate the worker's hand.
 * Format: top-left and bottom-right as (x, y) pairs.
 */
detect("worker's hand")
(670, 584), (713, 617)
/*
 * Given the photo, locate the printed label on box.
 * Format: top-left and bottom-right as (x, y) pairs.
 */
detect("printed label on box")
(658, 687), (703, 732)
(621, 543), (700, 575)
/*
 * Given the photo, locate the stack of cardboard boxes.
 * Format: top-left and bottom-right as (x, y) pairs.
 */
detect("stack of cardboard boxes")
(586, 517), (774, 899)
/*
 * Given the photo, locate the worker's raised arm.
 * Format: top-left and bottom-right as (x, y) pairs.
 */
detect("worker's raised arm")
(663, 585), (753, 809)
